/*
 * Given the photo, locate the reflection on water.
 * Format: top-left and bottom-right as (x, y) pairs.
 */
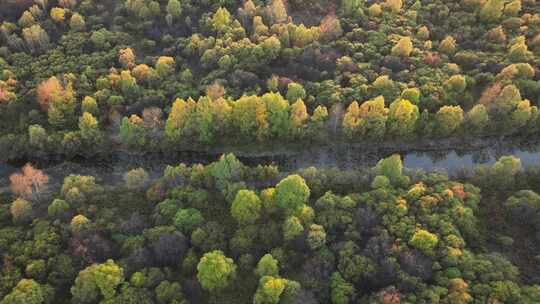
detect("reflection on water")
(403, 147), (540, 173)
(2, 143), (540, 187)
(278, 144), (540, 173)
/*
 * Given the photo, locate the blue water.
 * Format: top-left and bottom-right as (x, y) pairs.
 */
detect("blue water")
(403, 149), (540, 173)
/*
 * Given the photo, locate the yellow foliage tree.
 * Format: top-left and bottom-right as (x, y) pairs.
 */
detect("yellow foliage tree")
(391, 37), (413, 57)
(50, 7), (66, 23)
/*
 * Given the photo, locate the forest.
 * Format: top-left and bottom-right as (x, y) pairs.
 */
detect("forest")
(1, 0), (540, 303)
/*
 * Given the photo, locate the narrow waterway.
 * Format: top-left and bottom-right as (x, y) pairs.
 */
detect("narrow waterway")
(2, 141), (540, 188)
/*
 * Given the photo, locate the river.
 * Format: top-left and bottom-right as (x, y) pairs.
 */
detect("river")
(2, 140), (540, 189)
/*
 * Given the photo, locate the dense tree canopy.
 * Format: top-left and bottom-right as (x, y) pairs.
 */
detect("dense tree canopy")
(0, 152), (539, 303)
(0, 0), (538, 161)
(196, 250), (237, 291)
(1, 0), (540, 303)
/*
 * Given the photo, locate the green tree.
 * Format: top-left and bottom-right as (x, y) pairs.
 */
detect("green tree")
(435, 105), (464, 137)
(480, 0), (504, 23)
(374, 154), (403, 185)
(295, 204), (315, 226)
(212, 7), (231, 34)
(0, 279), (46, 304)
(263, 92), (290, 138)
(124, 168), (149, 190)
(155, 56), (175, 77)
(286, 82), (306, 102)
(120, 115), (147, 147)
(197, 250), (237, 291)
(48, 199), (70, 218)
(510, 99), (532, 130)
(338, 241), (376, 284)
(231, 95), (269, 141)
(330, 272), (356, 304)
(315, 192), (357, 233)
(307, 224), (326, 250)
(37, 76), (76, 127)
(409, 229), (439, 256)
(490, 155), (522, 189)
(25, 260), (46, 281)
(22, 24), (51, 53)
(28, 124), (47, 148)
(70, 13), (86, 31)
(387, 98), (419, 138)
(166, 0), (182, 19)
(309, 105), (329, 140)
(61, 174), (102, 205)
(90, 30), (109, 49)
(155, 281), (185, 304)
(342, 0), (361, 14)
(269, 0), (288, 24)
(255, 254), (279, 277)
(194, 96), (217, 144)
(174, 208), (204, 233)
(508, 36), (533, 63)
(343, 96), (388, 139)
(275, 174), (310, 211)
(289, 24), (320, 48)
(211, 153), (244, 193)
(372, 75), (398, 100)
(71, 259), (124, 303)
(465, 104), (489, 135)
(253, 276), (289, 304)
(261, 36), (282, 60)
(79, 112), (101, 144)
(445, 75), (467, 94)
(371, 175), (390, 189)
(10, 198), (32, 223)
(18, 11), (35, 28)
(487, 84), (523, 121)
(401, 88), (420, 104)
(82, 96), (98, 115)
(283, 216), (304, 240)
(70, 214), (91, 232)
(231, 190), (262, 224)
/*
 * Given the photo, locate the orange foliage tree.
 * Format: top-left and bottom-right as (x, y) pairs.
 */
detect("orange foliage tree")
(36, 76), (63, 110)
(9, 163), (49, 200)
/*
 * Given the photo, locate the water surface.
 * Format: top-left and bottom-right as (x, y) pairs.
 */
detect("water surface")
(2, 143), (540, 187)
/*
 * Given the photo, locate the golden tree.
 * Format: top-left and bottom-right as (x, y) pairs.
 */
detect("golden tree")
(119, 48), (136, 69)
(391, 37), (413, 57)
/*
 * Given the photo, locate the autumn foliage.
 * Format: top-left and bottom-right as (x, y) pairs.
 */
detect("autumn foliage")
(36, 76), (63, 110)
(9, 163), (49, 200)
